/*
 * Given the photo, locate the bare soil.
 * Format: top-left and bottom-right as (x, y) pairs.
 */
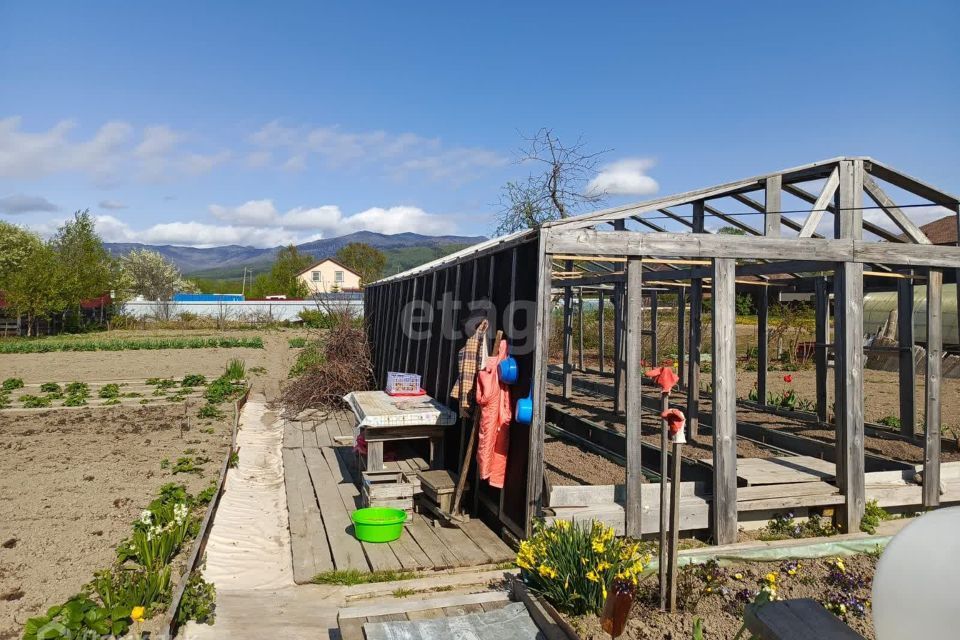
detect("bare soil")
(0, 330), (299, 639)
(544, 435), (626, 487)
(568, 554), (878, 640)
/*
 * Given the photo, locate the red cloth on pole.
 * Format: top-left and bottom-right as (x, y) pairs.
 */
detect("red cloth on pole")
(645, 366), (680, 393)
(476, 339), (512, 488)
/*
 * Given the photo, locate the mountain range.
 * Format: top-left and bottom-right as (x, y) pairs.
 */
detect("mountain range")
(104, 231), (486, 280)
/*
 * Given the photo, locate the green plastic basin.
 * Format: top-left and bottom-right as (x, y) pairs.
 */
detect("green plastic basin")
(352, 507), (406, 543)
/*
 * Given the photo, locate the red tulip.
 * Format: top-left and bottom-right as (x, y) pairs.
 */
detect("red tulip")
(784, 374), (793, 383)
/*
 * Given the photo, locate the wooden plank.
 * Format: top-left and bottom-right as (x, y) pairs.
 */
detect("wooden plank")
(798, 167), (840, 238)
(404, 513), (459, 570)
(562, 273), (573, 397)
(863, 173), (932, 244)
(924, 268), (943, 507)
(338, 590), (511, 620)
(320, 446), (403, 572)
(283, 419), (303, 449)
(757, 286), (769, 403)
(624, 256), (644, 538)
(598, 291), (606, 373)
(687, 278), (703, 438)
(676, 288), (685, 388)
(443, 603), (484, 617)
(458, 519), (513, 564)
(577, 287), (585, 371)
(712, 257), (738, 545)
(897, 277), (916, 437)
(765, 175), (782, 237)
(425, 517), (491, 567)
(301, 447), (369, 571)
(814, 277), (830, 423)
(338, 617), (365, 640)
(282, 448), (335, 583)
(526, 242), (553, 535)
(387, 528), (433, 571)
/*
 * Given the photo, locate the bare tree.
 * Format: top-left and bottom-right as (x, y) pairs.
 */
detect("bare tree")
(496, 128), (609, 235)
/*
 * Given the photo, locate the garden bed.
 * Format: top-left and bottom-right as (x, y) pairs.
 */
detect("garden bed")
(0, 400), (235, 639)
(565, 554), (877, 640)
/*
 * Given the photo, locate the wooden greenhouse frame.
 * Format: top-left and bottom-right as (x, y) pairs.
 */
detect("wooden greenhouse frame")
(364, 157), (960, 543)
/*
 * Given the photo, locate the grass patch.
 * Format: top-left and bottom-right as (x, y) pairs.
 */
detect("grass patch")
(288, 337), (308, 348)
(311, 569), (421, 586)
(391, 587), (415, 598)
(288, 342), (324, 377)
(0, 336), (264, 354)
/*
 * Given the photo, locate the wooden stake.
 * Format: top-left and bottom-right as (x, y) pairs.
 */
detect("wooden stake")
(658, 391), (669, 611)
(667, 438), (682, 612)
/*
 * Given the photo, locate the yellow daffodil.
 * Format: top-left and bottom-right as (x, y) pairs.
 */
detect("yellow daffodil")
(586, 570), (600, 583)
(765, 572), (778, 585)
(538, 564), (557, 579)
(591, 540), (606, 554)
(131, 606), (146, 623)
(733, 572), (743, 580)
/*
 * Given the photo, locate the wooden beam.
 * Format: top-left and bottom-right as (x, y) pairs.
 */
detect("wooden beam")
(865, 158), (960, 210)
(897, 277), (916, 438)
(712, 257), (738, 544)
(562, 261), (573, 398)
(577, 287), (585, 371)
(814, 277), (830, 423)
(543, 230), (960, 269)
(757, 287), (769, 403)
(676, 289), (686, 389)
(863, 173), (932, 244)
(797, 167), (840, 238)
(624, 257), (644, 538)
(526, 241), (554, 535)
(598, 291), (605, 374)
(704, 203), (763, 236)
(785, 180), (904, 244)
(687, 279), (702, 439)
(923, 268), (943, 507)
(836, 160), (864, 241)
(613, 220), (626, 413)
(765, 175), (782, 237)
(650, 291), (659, 366)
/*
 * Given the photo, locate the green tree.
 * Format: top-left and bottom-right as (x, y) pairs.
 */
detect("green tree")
(51, 210), (118, 313)
(718, 226), (747, 235)
(335, 242), (386, 286)
(5, 241), (63, 335)
(0, 222), (42, 289)
(250, 245), (312, 298)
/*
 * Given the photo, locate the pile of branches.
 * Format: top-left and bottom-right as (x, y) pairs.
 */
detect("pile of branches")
(282, 308), (375, 414)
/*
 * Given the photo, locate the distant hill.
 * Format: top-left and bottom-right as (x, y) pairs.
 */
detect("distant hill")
(105, 231), (486, 280)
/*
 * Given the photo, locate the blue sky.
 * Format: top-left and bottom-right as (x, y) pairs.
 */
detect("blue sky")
(0, 1), (957, 247)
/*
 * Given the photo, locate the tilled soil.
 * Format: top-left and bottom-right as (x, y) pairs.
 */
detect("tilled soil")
(0, 330), (299, 639)
(544, 435), (626, 487)
(0, 403), (233, 639)
(569, 554), (878, 640)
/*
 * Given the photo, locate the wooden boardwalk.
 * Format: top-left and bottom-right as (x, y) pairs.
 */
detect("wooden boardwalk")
(282, 410), (514, 584)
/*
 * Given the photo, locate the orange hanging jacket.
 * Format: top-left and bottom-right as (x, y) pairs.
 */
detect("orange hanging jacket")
(475, 339), (512, 488)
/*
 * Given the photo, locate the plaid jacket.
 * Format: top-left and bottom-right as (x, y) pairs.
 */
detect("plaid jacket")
(449, 319), (488, 416)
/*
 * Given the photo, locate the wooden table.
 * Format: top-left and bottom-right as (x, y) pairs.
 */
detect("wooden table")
(344, 390), (458, 472)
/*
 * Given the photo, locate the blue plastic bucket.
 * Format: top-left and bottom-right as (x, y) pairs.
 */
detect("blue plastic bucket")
(499, 356), (519, 384)
(516, 388), (533, 424)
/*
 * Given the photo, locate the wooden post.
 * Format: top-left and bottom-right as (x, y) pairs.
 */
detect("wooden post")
(923, 268), (943, 507)
(667, 437), (683, 611)
(833, 160), (866, 533)
(625, 257), (644, 539)
(562, 263), (573, 398)
(757, 286), (769, 404)
(814, 276), (829, 423)
(688, 202), (705, 439)
(712, 257), (738, 544)
(526, 241), (554, 535)
(650, 291), (659, 367)
(897, 277), (916, 437)
(765, 175), (782, 237)
(613, 220), (626, 413)
(658, 392), (669, 611)
(598, 291), (606, 374)
(577, 287), (584, 371)
(687, 280), (702, 439)
(676, 289), (686, 389)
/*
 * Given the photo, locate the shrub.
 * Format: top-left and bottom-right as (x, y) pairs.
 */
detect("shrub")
(40, 382), (61, 393)
(65, 381), (90, 397)
(99, 383), (121, 399)
(176, 572), (216, 625)
(860, 499), (891, 534)
(759, 512), (836, 540)
(22, 596), (132, 640)
(197, 404), (225, 419)
(517, 520), (650, 615)
(21, 394), (52, 408)
(1, 377), (24, 390)
(224, 358), (246, 381)
(89, 566), (172, 612)
(180, 374), (207, 387)
(298, 308), (335, 328)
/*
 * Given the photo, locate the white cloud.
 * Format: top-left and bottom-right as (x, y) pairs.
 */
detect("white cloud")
(281, 205), (342, 230)
(98, 199), (128, 210)
(586, 158), (660, 197)
(209, 199), (280, 226)
(0, 116), (231, 185)
(0, 193), (59, 214)
(248, 120), (506, 181)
